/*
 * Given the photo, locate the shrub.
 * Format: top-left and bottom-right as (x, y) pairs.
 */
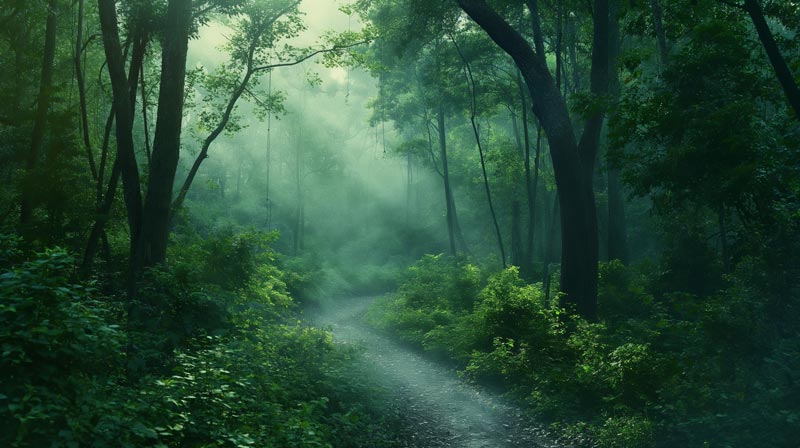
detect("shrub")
(0, 247), (122, 446)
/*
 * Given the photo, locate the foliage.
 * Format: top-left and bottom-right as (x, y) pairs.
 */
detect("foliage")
(0, 232), (412, 448)
(369, 254), (800, 447)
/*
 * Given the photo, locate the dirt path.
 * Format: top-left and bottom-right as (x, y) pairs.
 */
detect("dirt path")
(307, 296), (563, 448)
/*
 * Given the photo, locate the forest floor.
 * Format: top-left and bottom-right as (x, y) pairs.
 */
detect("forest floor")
(306, 296), (566, 448)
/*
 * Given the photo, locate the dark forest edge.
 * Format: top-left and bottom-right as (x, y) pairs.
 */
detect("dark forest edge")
(366, 253), (800, 448)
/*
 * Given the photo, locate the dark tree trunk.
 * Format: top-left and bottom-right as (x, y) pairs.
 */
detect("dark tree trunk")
(457, 0), (609, 320)
(543, 194), (560, 302)
(607, 168), (628, 262)
(742, 0), (800, 120)
(453, 38), (505, 267)
(438, 107), (457, 256)
(75, 0), (98, 180)
(82, 36), (144, 275)
(510, 198), (523, 266)
(140, 64), (152, 163)
(607, 0), (628, 263)
(139, 0), (193, 267)
(97, 0), (144, 270)
(20, 0), (58, 227)
(293, 142), (304, 255)
(649, 0), (668, 66)
(406, 148), (413, 227)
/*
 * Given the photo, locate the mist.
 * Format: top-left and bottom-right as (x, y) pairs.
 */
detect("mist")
(2, 0), (798, 446)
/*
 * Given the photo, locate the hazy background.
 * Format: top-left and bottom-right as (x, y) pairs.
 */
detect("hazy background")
(177, 0), (445, 297)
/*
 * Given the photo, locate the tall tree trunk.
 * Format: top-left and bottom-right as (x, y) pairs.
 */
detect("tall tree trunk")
(20, 0), (58, 227)
(75, 0), (98, 181)
(406, 148), (413, 227)
(453, 37), (505, 267)
(517, 69), (540, 279)
(543, 194), (560, 302)
(139, 0), (193, 267)
(607, 0), (628, 263)
(293, 135), (303, 255)
(742, 0), (800, 120)
(510, 198), (523, 266)
(649, 0), (668, 66)
(82, 37), (144, 275)
(457, 0), (609, 319)
(97, 0), (144, 272)
(438, 107), (457, 256)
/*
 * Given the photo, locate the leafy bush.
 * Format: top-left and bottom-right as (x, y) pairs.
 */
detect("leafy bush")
(0, 245), (122, 447)
(1, 231), (414, 448)
(370, 254), (800, 447)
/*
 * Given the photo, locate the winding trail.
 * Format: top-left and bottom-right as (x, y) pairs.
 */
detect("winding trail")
(307, 296), (562, 448)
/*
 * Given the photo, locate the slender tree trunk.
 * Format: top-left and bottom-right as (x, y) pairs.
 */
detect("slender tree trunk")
(453, 36), (505, 266)
(607, 0), (628, 263)
(510, 198), (522, 266)
(607, 168), (628, 262)
(438, 107), (457, 256)
(20, 0), (58, 227)
(293, 135), (303, 255)
(140, 0), (193, 267)
(649, 0), (668, 66)
(543, 194), (559, 302)
(566, 4), (579, 94)
(450, 193), (471, 254)
(518, 69), (539, 279)
(75, 0), (98, 180)
(406, 148), (413, 227)
(140, 64), (152, 163)
(173, 70), (253, 211)
(742, 0), (800, 120)
(510, 110), (525, 268)
(82, 161), (121, 274)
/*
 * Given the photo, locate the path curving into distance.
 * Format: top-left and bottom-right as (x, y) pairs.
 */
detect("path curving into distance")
(306, 296), (566, 448)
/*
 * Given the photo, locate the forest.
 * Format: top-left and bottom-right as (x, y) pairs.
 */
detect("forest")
(1, 0), (798, 447)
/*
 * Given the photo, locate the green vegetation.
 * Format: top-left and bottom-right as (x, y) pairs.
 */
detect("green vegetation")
(1, 0), (799, 446)
(368, 256), (800, 447)
(0, 232), (414, 448)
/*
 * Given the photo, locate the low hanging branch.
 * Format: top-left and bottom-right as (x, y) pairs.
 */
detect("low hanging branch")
(172, 39), (369, 211)
(451, 34), (506, 268)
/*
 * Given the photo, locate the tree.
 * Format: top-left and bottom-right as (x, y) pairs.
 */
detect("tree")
(19, 0), (58, 227)
(740, 0), (800, 120)
(139, 0), (193, 267)
(456, 0), (610, 319)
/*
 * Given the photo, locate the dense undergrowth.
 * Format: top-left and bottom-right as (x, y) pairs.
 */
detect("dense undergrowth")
(366, 254), (800, 448)
(0, 231), (407, 448)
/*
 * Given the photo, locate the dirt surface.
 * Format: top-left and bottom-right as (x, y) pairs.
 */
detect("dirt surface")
(306, 296), (568, 448)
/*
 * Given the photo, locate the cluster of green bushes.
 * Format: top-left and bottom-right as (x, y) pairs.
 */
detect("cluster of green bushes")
(367, 255), (800, 447)
(0, 232), (405, 448)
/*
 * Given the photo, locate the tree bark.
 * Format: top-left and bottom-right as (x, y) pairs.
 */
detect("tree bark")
(517, 69), (539, 279)
(438, 107), (457, 256)
(20, 0), (58, 227)
(742, 0), (800, 120)
(75, 0), (99, 181)
(457, 0), (609, 319)
(97, 0), (144, 268)
(139, 0), (193, 267)
(607, 0), (628, 263)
